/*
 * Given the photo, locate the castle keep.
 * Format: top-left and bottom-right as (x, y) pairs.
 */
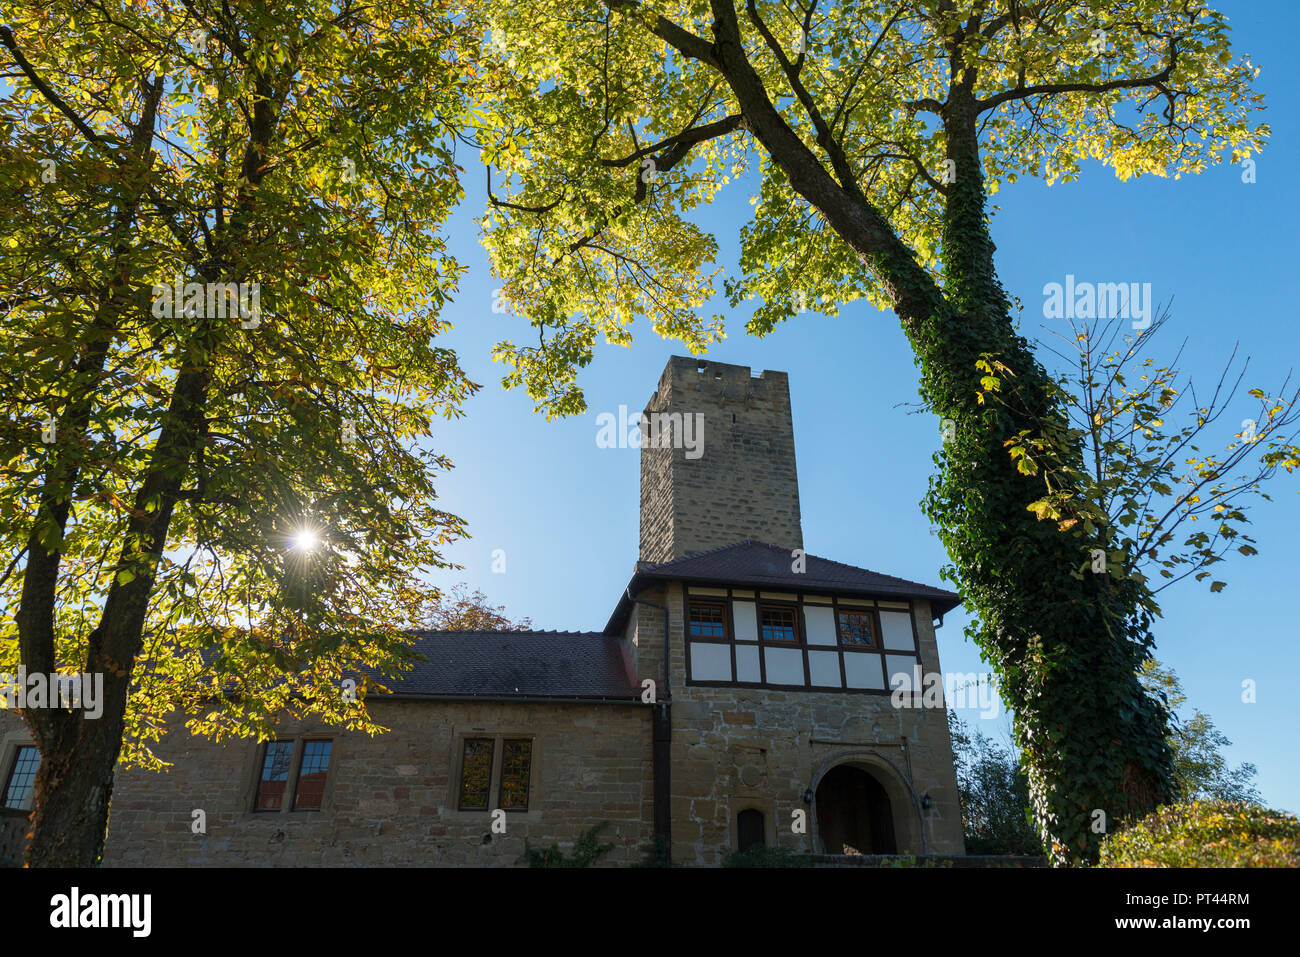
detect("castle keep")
(1, 356), (965, 866)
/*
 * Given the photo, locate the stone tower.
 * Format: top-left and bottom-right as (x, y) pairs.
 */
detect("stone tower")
(639, 356), (803, 563)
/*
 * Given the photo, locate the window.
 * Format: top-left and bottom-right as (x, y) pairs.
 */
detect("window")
(458, 738), (495, 810)
(737, 809), (766, 852)
(254, 739), (333, 812)
(255, 742), (295, 811)
(458, 735), (535, 812)
(2, 746), (39, 811)
(759, 605), (798, 643)
(688, 600), (727, 639)
(292, 741), (332, 811)
(498, 739), (533, 811)
(837, 610), (877, 647)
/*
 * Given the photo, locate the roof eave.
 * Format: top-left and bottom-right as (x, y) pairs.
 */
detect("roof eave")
(373, 692), (645, 706)
(607, 570), (962, 632)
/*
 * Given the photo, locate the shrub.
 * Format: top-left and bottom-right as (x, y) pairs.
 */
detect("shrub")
(879, 854), (954, 868)
(1100, 801), (1300, 868)
(636, 835), (673, 867)
(722, 845), (812, 868)
(518, 822), (615, 868)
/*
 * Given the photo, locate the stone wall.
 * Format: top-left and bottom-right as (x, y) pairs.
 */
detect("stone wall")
(1, 700), (653, 867)
(640, 356), (804, 562)
(0, 808), (27, 868)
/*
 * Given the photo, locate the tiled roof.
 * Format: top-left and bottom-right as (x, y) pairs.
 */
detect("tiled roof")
(367, 630), (640, 702)
(606, 540), (962, 632)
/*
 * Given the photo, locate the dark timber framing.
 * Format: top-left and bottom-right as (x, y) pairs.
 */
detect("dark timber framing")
(682, 586), (923, 695)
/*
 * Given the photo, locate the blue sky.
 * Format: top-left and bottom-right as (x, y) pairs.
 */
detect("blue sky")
(421, 1), (1299, 812)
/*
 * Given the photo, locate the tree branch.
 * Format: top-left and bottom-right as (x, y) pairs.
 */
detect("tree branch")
(601, 0), (718, 67)
(977, 37), (1180, 113)
(0, 25), (120, 154)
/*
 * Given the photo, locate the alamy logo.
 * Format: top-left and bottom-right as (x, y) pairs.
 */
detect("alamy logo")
(890, 666), (1000, 718)
(151, 279), (260, 328)
(1042, 274), (1153, 330)
(0, 668), (104, 718)
(50, 887), (151, 937)
(595, 405), (704, 460)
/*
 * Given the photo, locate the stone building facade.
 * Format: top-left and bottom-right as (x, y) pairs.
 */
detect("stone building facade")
(1, 356), (965, 866)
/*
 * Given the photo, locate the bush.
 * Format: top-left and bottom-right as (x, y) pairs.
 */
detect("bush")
(1100, 801), (1300, 868)
(636, 835), (673, 867)
(722, 845), (812, 868)
(518, 822), (615, 868)
(879, 854), (954, 868)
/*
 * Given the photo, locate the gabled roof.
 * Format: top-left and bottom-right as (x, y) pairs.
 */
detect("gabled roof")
(368, 630), (640, 702)
(606, 540), (962, 632)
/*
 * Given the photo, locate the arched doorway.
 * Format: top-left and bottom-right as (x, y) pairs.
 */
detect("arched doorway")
(815, 764), (897, 855)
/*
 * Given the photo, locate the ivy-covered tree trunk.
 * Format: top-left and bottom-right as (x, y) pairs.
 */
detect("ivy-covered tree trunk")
(913, 88), (1173, 864)
(703, 9), (1173, 865)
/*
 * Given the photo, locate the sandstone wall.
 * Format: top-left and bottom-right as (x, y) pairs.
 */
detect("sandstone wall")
(640, 356), (803, 562)
(1, 700), (653, 867)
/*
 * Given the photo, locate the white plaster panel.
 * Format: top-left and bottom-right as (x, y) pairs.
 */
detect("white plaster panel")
(803, 605), (838, 646)
(732, 601), (758, 642)
(880, 610), (916, 651)
(762, 647), (804, 685)
(808, 651), (842, 688)
(843, 653), (886, 690)
(690, 643), (732, 681)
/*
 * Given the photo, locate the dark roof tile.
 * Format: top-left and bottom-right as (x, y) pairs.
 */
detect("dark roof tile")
(367, 630), (640, 702)
(606, 540), (961, 632)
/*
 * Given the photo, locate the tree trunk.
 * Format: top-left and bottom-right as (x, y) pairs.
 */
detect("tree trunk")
(24, 706), (127, 866)
(22, 310), (212, 866)
(17, 63), (282, 866)
(919, 89), (1173, 863)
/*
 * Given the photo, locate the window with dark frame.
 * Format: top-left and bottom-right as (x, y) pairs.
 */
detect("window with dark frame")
(837, 610), (878, 647)
(687, 600), (727, 639)
(759, 604), (798, 643)
(498, 739), (533, 811)
(2, 746), (39, 811)
(255, 741), (295, 811)
(458, 738), (495, 810)
(292, 741), (333, 811)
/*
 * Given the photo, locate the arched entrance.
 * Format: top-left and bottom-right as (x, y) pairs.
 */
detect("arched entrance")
(815, 764), (898, 855)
